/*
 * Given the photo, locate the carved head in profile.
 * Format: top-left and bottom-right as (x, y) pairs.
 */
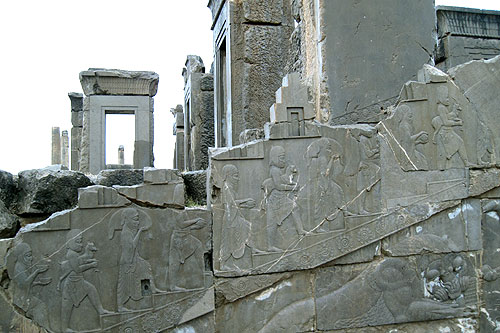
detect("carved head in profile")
(121, 207), (140, 232)
(66, 229), (83, 253)
(437, 85), (450, 105)
(270, 146), (286, 168)
(222, 164), (239, 189)
(13, 242), (32, 267)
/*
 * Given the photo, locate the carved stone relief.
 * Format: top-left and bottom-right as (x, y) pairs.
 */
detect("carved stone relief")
(4, 184), (213, 332)
(379, 65), (490, 172)
(315, 254), (478, 331)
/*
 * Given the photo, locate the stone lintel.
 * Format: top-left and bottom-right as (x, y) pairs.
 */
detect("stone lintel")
(79, 68), (159, 96)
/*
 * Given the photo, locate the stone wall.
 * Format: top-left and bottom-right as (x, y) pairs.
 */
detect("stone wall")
(436, 6), (500, 71)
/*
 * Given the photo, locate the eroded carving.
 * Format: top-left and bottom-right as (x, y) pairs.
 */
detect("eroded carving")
(6, 242), (51, 328)
(60, 229), (111, 331)
(220, 164), (256, 271)
(263, 146), (306, 251)
(109, 208), (157, 312)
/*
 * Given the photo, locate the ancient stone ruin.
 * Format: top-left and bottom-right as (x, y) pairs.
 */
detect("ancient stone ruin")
(2, 1), (500, 332)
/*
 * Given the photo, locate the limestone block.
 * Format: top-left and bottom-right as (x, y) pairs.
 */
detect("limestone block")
(95, 169), (144, 187)
(315, 254), (478, 330)
(384, 199), (482, 256)
(239, 128), (264, 145)
(78, 185), (130, 209)
(115, 183), (185, 208)
(0, 199), (18, 238)
(79, 68), (159, 96)
(16, 167), (93, 215)
(242, 0), (284, 24)
(215, 272), (315, 332)
(143, 168), (182, 184)
(270, 72), (314, 124)
(324, 0), (436, 125)
(3, 205), (213, 332)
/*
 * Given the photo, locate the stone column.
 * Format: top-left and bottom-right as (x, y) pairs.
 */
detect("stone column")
(61, 130), (69, 168)
(118, 145), (125, 165)
(183, 56), (215, 171)
(79, 69), (159, 174)
(171, 105), (185, 170)
(51, 127), (61, 165)
(68, 92), (83, 171)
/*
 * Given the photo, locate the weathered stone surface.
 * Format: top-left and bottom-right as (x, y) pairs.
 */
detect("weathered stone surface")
(200, 74), (214, 91)
(239, 128), (264, 145)
(16, 167), (93, 215)
(270, 72), (315, 126)
(0, 291), (46, 333)
(79, 68), (159, 96)
(323, 0), (436, 125)
(94, 169), (144, 187)
(215, 272), (315, 332)
(68, 92), (83, 112)
(437, 6), (500, 70)
(449, 56), (500, 166)
(3, 200), (213, 332)
(216, 272), (292, 304)
(143, 168), (182, 184)
(0, 169), (17, 209)
(115, 183), (185, 208)
(183, 170), (207, 206)
(242, 0), (284, 24)
(480, 198), (500, 331)
(78, 185), (130, 209)
(384, 199), (482, 256)
(0, 200), (18, 238)
(315, 254), (478, 330)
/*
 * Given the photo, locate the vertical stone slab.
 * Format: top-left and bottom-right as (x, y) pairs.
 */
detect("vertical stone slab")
(51, 126), (61, 165)
(69, 92), (84, 171)
(308, 0), (436, 125)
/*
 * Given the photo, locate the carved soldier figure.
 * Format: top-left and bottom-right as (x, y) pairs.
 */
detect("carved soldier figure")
(263, 146), (306, 251)
(114, 208), (157, 312)
(306, 138), (345, 232)
(168, 214), (207, 290)
(432, 85), (469, 169)
(398, 105), (429, 170)
(7, 242), (51, 329)
(59, 229), (110, 332)
(220, 164), (256, 271)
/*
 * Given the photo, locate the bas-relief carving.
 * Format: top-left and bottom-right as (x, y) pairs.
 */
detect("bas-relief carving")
(380, 72), (493, 172)
(315, 254), (478, 331)
(6, 242), (51, 328)
(212, 124), (469, 277)
(4, 200), (213, 332)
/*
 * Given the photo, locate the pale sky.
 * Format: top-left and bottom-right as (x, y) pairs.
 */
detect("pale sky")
(0, 0), (499, 174)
